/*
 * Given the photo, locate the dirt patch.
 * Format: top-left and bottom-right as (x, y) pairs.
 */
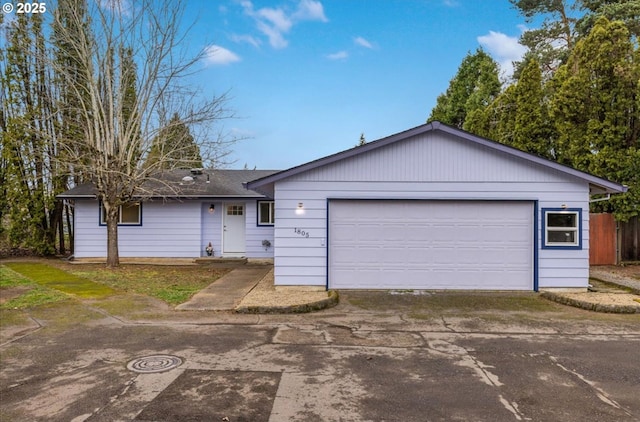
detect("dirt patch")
(594, 265), (640, 280)
(0, 286), (33, 305)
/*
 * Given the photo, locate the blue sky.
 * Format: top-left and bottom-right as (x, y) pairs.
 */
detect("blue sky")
(188, 1), (530, 170)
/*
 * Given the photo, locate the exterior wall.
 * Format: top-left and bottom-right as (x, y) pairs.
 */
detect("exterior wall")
(74, 199), (274, 259)
(272, 131), (590, 289)
(74, 200), (202, 258)
(244, 200), (276, 258)
(201, 202), (222, 257)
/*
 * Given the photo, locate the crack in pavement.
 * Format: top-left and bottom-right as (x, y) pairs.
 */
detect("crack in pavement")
(548, 355), (635, 418)
(426, 336), (528, 421)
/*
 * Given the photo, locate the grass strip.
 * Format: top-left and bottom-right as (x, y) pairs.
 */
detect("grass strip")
(68, 265), (230, 306)
(3, 262), (116, 299)
(0, 266), (69, 309)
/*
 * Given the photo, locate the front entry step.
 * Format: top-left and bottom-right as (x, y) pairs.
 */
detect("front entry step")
(193, 257), (248, 266)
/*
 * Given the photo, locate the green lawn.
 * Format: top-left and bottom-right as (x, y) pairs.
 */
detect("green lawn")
(4, 262), (117, 299)
(2, 262), (230, 308)
(0, 265), (70, 309)
(67, 265), (230, 305)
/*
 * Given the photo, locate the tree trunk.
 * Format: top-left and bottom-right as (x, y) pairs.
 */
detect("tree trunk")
(105, 203), (120, 267)
(66, 203), (74, 255)
(57, 201), (65, 255)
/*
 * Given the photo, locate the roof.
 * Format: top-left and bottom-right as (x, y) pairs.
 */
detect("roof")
(246, 121), (627, 195)
(58, 169), (279, 199)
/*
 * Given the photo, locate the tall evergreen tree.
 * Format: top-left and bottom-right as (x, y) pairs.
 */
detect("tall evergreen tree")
(0, 12), (7, 243)
(465, 84), (518, 146)
(1, 13), (61, 254)
(550, 18), (639, 218)
(512, 59), (556, 159)
(427, 49), (501, 129)
(578, 0), (640, 38)
(51, 0), (94, 253)
(510, 0), (578, 78)
(145, 113), (203, 170)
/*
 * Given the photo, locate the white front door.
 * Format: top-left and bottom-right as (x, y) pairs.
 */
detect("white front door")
(223, 203), (246, 256)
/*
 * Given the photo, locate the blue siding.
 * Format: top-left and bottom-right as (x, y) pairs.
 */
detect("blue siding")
(272, 131), (591, 289)
(201, 202), (222, 257)
(245, 200), (275, 258)
(74, 199), (274, 259)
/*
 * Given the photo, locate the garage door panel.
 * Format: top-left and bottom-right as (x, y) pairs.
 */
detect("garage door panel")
(329, 200), (533, 290)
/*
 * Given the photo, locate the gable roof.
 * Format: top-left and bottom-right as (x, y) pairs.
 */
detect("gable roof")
(58, 169), (279, 200)
(246, 121), (627, 195)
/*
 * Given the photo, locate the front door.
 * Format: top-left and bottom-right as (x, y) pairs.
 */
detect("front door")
(223, 203), (246, 256)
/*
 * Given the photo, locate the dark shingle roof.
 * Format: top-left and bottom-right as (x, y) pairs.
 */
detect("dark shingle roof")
(58, 169), (279, 199)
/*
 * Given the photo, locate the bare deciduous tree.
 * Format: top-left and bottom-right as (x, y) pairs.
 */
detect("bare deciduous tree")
(53, 0), (236, 267)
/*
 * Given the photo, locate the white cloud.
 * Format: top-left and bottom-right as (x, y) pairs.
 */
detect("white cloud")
(203, 45), (241, 66)
(477, 30), (528, 80)
(443, 0), (459, 7)
(354, 36), (373, 49)
(327, 51), (348, 60)
(231, 34), (262, 48)
(293, 0), (328, 22)
(257, 7), (293, 32)
(256, 19), (290, 48)
(241, 0), (328, 49)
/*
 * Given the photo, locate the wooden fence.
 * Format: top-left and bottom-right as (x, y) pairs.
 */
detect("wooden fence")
(620, 216), (639, 262)
(590, 214), (640, 265)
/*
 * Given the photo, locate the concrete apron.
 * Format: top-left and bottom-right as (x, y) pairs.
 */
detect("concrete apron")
(175, 267), (271, 311)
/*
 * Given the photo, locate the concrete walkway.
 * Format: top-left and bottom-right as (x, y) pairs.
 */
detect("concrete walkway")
(175, 265), (639, 314)
(590, 267), (640, 294)
(175, 266), (271, 311)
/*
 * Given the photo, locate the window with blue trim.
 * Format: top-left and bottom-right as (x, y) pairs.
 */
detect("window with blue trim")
(100, 202), (142, 226)
(542, 208), (581, 249)
(257, 201), (275, 226)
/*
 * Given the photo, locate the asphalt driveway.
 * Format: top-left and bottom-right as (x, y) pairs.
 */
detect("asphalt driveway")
(1, 291), (639, 421)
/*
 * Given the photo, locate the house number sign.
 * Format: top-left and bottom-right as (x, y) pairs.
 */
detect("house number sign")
(294, 228), (310, 238)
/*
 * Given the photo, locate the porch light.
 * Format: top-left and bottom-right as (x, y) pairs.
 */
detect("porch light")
(295, 202), (305, 215)
(208, 204), (215, 214)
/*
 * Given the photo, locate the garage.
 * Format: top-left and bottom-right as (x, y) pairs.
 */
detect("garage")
(247, 122), (627, 290)
(329, 200), (534, 290)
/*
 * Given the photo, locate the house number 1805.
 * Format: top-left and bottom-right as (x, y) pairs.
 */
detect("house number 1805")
(294, 228), (309, 238)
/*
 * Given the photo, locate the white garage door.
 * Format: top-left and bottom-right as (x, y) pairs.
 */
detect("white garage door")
(329, 200), (533, 290)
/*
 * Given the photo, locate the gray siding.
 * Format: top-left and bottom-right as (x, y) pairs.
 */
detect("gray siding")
(272, 131), (591, 289)
(74, 199), (274, 259)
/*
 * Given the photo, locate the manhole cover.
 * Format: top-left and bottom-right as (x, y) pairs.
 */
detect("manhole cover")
(127, 355), (183, 373)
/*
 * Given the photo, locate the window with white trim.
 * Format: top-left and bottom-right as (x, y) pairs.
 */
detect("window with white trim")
(100, 202), (142, 225)
(543, 208), (581, 249)
(258, 201), (275, 226)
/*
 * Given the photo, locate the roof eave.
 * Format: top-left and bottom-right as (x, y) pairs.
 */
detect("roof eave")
(57, 194), (97, 200)
(248, 121), (627, 194)
(247, 124), (434, 190)
(434, 124), (628, 194)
